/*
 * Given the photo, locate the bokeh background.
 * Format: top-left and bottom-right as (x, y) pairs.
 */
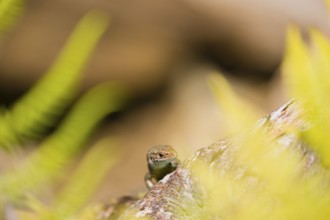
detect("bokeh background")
(0, 0), (329, 203)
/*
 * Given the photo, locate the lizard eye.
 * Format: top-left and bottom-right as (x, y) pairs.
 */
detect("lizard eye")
(158, 153), (164, 158)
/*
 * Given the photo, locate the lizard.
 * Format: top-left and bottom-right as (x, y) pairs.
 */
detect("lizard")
(144, 145), (180, 190)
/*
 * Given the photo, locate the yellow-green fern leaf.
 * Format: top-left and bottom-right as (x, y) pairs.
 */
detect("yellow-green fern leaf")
(0, 0), (25, 37)
(46, 138), (120, 220)
(208, 73), (261, 134)
(0, 10), (109, 149)
(0, 82), (129, 201)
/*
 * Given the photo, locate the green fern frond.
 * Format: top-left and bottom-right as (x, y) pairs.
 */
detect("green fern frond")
(0, 82), (129, 201)
(281, 27), (321, 118)
(14, 139), (121, 220)
(0, 10), (109, 149)
(281, 26), (330, 167)
(0, 0), (25, 37)
(208, 73), (262, 134)
(44, 138), (120, 220)
(203, 20), (330, 220)
(208, 77), (308, 219)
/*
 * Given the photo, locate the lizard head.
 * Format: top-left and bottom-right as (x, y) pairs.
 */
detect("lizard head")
(147, 145), (178, 170)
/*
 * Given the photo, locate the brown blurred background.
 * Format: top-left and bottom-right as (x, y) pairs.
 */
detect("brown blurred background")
(0, 0), (329, 202)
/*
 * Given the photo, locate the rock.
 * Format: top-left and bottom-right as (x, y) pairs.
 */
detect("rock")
(119, 101), (329, 219)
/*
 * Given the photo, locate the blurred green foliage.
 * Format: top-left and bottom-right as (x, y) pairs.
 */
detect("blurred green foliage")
(0, 10), (110, 149)
(198, 22), (330, 219)
(0, 0), (25, 37)
(0, 2), (130, 219)
(282, 27), (330, 167)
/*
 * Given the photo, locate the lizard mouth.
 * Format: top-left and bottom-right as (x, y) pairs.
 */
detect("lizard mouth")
(149, 157), (176, 166)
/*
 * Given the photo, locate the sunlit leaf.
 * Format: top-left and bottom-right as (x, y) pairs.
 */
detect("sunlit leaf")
(46, 138), (120, 220)
(0, 82), (129, 201)
(281, 26), (330, 167)
(0, 0), (25, 37)
(208, 73), (261, 135)
(0, 10), (109, 149)
(282, 27), (316, 106)
(205, 24), (330, 219)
